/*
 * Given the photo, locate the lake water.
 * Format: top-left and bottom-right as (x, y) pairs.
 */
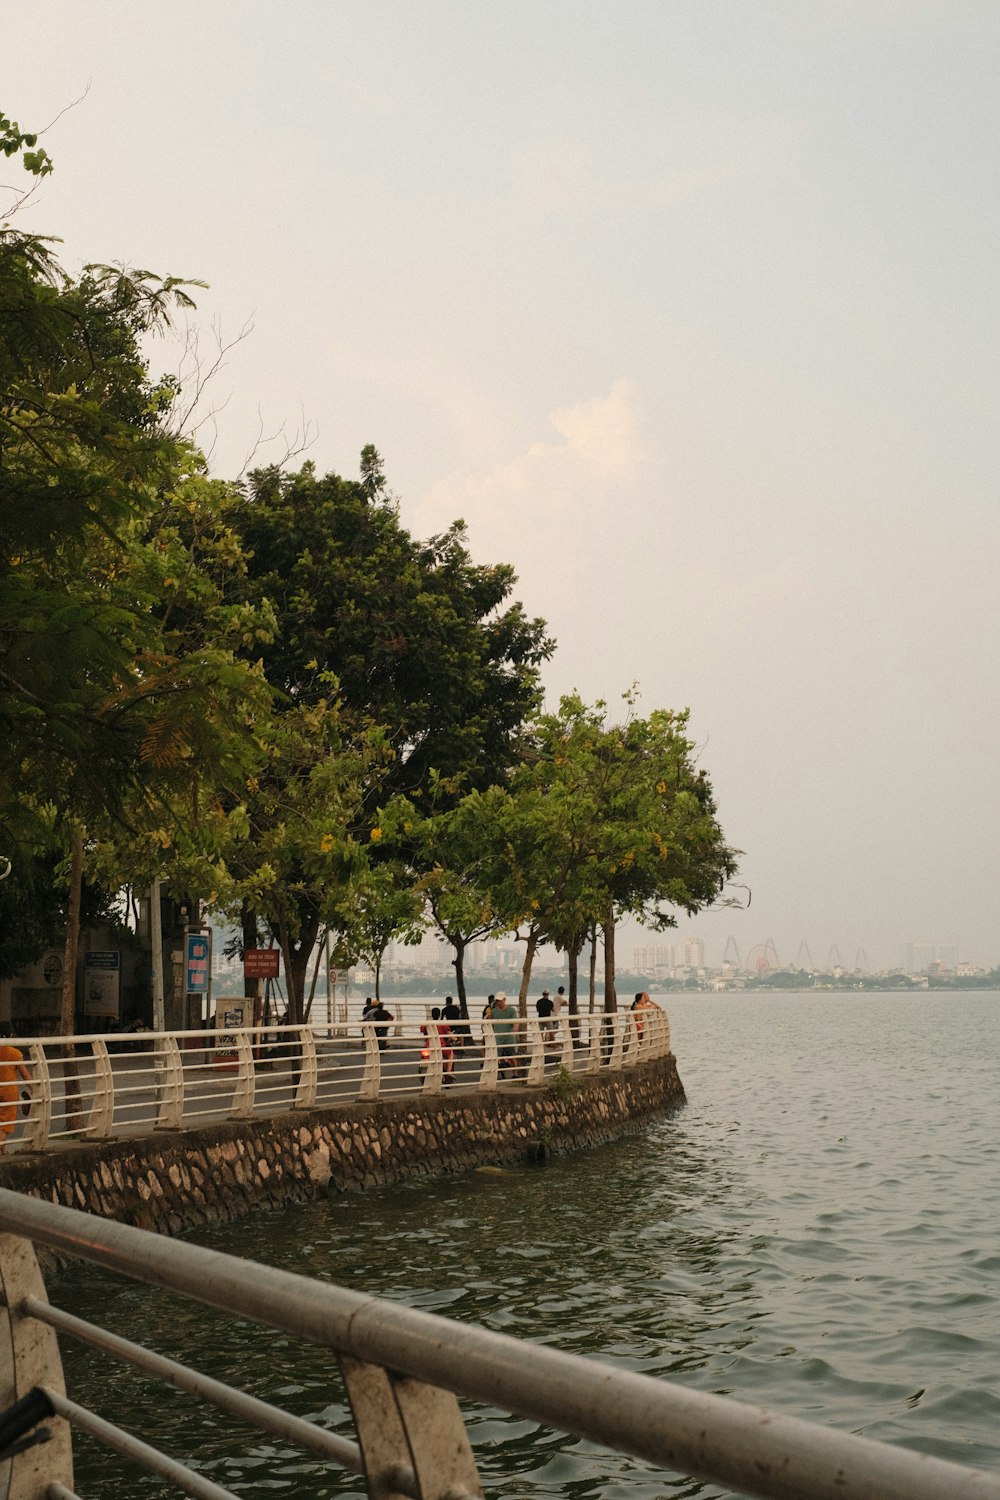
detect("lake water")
(54, 989), (1000, 1497)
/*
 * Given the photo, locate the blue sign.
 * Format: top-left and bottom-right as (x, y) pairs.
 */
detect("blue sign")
(186, 934), (210, 992)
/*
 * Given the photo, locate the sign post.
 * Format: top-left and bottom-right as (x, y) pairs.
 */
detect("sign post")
(239, 948), (281, 1062)
(150, 878), (164, 1031)
(185, 931), (210, 1030)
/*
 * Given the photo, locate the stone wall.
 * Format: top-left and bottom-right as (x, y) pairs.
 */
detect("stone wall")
(0, 1056), (685, 1238)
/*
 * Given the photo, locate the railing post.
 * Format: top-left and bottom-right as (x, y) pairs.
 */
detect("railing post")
(524, 1019), (545, 1087)
(553, 1013), (572, 1072)
(421, 1025), (444, 1095)
(478, 1021), (498, 1092)
(293, 1027), (318, 1109)
(229, 1032), (255, 1119)
(20, 1045), (51, 1153)
(0, 1230), (74, 1497)
(154, 1035), (184, 1130)
(339, 1354), (483, 1500)
(584, 1015), (601, 1074)
(358, 1026), (380, 1101)
(85, 1040), (114, 1138)
(608, 1014), (625, 1070)
(622, 1014), (640, 1068)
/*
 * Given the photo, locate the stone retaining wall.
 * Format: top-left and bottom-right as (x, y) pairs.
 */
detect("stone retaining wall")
(0, 1056), (685, 1238)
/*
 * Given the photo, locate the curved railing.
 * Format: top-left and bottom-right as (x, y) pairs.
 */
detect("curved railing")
(0, 1188), (995, 1500)
(3, 1009), (671, 1155)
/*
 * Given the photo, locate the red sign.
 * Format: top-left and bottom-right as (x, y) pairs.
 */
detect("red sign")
(243, 948), (280, 979)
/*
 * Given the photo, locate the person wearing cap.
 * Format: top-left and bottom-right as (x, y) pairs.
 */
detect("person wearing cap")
(489, 992), (517, 1078)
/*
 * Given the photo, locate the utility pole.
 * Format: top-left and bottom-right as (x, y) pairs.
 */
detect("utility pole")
(150, 877), (165, 1031)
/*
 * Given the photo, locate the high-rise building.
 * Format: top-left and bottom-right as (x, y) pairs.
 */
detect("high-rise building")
(632, 944), (674, 972)
(684, 938), (705, 968)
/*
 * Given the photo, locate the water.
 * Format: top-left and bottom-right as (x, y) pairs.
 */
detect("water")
(53, 990), (1000, 1496)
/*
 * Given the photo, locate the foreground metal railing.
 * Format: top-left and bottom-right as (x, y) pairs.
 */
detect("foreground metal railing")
(0, 1189), (995, 1500)
(4, 1009), (671, 1154)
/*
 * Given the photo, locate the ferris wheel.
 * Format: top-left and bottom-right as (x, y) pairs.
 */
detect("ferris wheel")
(745, 940), (780, 974)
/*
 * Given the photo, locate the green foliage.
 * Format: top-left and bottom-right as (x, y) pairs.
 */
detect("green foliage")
(547, 1064), (581, 1101)
(0, 122), (272, 968)
(234, 463), (552, 799)
(0, 112), (53, 181)
(500, 691), (737, 932)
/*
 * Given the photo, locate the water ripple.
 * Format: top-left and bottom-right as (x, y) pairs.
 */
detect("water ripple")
(54, 989), (1000, 1496)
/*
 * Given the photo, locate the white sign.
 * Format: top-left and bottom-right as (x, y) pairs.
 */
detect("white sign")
(84, 951), (120, 1017)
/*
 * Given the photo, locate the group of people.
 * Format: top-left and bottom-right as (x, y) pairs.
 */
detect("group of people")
(360, 996), (394, 1051)
(365, 986), (661, 1087)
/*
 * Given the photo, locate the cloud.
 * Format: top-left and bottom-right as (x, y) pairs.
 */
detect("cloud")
(412, 380), (648, 610)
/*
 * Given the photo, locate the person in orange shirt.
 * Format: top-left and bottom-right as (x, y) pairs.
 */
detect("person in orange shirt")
(0, 1030), (31, 1154)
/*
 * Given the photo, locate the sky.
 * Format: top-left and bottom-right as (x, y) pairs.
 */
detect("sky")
(5, 3), (998, 971)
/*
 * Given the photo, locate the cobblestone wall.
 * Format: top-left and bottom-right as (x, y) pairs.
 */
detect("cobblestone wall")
(0, 1057), (684, 1237)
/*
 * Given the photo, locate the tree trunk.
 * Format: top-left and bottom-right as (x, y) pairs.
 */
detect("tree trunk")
(517, 930), (539, 1017)
(304, 930), (327, 1023)
(567, 933), (583, 1016)
(59, 822), (84, 1133)
(241, 903), (259, 1003)
(277, 911), (321, 1028)
(276, 916), (305, 1099)
(453, 937), (468, 1017)
(588, 924), (597, 1014)
(276, 918), (299, 1025)
(603, 903), (617, 1012)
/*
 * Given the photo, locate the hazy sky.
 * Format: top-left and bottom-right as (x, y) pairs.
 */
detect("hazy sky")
(6, 3), (998, 969)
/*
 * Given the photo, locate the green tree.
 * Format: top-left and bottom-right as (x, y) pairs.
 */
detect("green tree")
(234, 461), (551, 799)
(338, 859), (426, 1001)
(488, 694), (738, 1014)
(226, 458), (552, 1014)
(222, 693), (391, 1024)
(381, 780), (510, 1016)
(0, 124), (271, 999)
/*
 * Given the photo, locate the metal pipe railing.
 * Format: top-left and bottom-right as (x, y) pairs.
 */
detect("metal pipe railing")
(46, 1391), (242, 1500)
(0, 1190), (995, 1500)
(22, 1296), (367, 1477)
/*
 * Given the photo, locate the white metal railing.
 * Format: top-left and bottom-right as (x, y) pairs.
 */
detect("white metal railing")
(0, 1188), (994, 1500)
(2, 1009), (672, 1155)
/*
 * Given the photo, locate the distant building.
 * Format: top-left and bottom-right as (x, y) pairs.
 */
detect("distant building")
(632, 944), (674, 973)
(902, 941), (958, 974)
(683, 938), (705, 968)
